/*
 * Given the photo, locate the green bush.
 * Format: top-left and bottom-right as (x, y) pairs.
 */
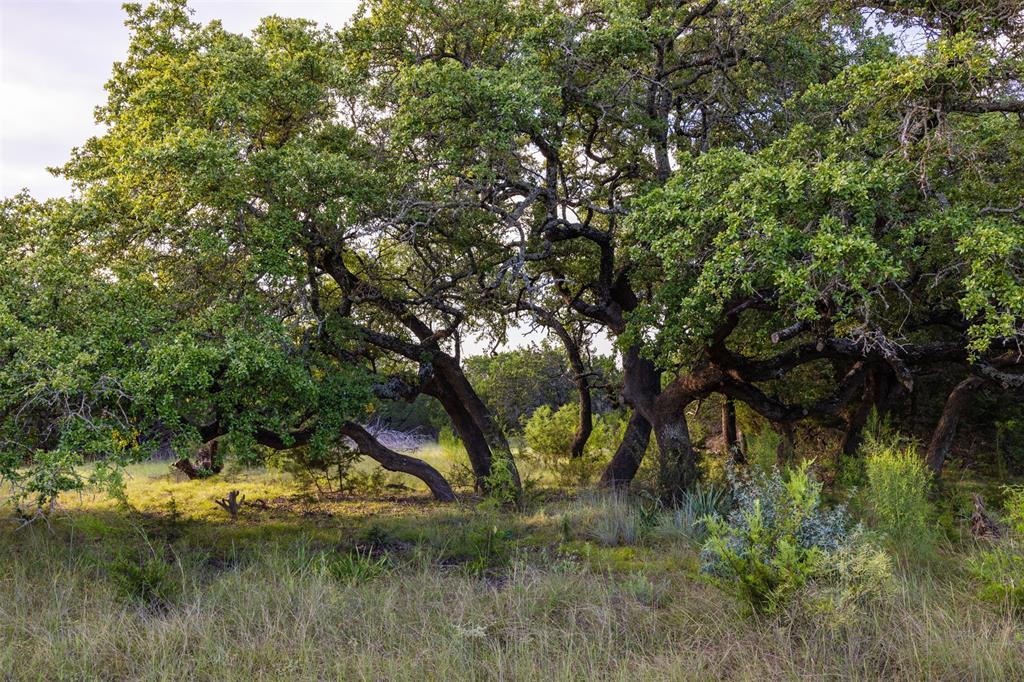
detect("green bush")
(967, 541), (1024, 611)
(861, 440), (935, 554)
(523, 404), (623, 486)
(700, 462), (852, 614)
(1002, 485), (1024, 536)
(107, 553), (181, 610)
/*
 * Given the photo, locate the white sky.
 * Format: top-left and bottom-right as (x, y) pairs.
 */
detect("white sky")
(0, 0), (360, 199)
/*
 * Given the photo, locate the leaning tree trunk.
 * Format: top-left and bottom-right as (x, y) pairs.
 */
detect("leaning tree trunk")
(340, 422), (457, 502)
(926, 375), (985, 476)
(430, 355), (522, 493)
(600, 410), (653, 489)
(600, 344), (661, 488)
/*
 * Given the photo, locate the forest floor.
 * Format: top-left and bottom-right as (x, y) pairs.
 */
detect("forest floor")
(1, 454), (1023, 681)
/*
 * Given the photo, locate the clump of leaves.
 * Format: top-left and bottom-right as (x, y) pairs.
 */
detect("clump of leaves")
(700, 462), (852, 614)
(479, 456), (521, 510)
(268, 444), (360, 497)
(523, 404), (623, 486)
(1002, 485), (1024, 536)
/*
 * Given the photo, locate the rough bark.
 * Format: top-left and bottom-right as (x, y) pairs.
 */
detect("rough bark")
(652, 415), (700, 505)
(721, 398), (740, 461)
(340, 422), (457, 502)
(925, 375), (985, 476)
(599, 410), (652, 489)
(600, 344), (661, 486)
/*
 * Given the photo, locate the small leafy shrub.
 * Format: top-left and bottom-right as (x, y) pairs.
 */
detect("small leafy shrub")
(967, 541), (1024, 610)
(523, 404), (623, 485)
(268, 444), (360, 497)
(1002, 485), (1024, 535)
(799, 529), (895, 624)
(107, 553), (181, 610)
(700, 462), (851, 613)
(316, 548), (391, 585)
(861, 440), (935, 553)
(480, 456), (521, 509)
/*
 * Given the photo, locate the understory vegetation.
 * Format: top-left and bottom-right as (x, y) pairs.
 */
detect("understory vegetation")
(3, 438), (1024, 680)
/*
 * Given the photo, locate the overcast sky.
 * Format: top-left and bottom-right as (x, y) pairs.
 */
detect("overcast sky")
(1, 0), (361, 199)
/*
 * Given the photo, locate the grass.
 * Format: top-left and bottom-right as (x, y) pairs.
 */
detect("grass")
(1, 461), (1023, 680)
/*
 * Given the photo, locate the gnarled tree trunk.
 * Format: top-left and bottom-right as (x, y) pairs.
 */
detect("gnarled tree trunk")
(926, 375), (984, 476)
(600, 409), (652, 489)
(340, 422), (457, 502)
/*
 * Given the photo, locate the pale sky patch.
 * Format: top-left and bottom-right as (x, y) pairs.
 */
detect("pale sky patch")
(1, 0), (360, 199)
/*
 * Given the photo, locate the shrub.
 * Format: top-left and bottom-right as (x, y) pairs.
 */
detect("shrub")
(799, 529), (895, 624)
(316, 549), (391, 585)
(652, 482), (731, 544)
(523, 404), (623, 486)
(267, 444), (360, 497)
(107, 553), (181, 610)
(700, 462), (851, 613)
(1002, 485), (1024, 536)
(861, 440), (935, 554)
(967, 541), (1024, 611)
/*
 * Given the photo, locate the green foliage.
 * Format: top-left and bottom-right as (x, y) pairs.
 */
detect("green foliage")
(480, 456), (521, 510)
(107, 552), (181, 611)
(316, 549), (391, 585)
(268, 445), (360, 497)
(700, 463), (852, 613)
(800, 530), (895, 624)
(1003, 486), (1024, 536)
(861, 439), (936, 555)
(967, 542), (1024, 611)
(523, 404), (624, 486)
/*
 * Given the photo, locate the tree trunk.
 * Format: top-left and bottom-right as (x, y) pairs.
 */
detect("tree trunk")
(340, 422), (457, 502)
(430, 356), (522, 493)
(721, 398), (741, 462)
(840, 365), (901, 458)
(599, 410), (652, 489)
(600, 344), (661, 487)
(652, 414), (700, 505)
(570, 387), (594, 460)
(925, 375), (984, 476)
